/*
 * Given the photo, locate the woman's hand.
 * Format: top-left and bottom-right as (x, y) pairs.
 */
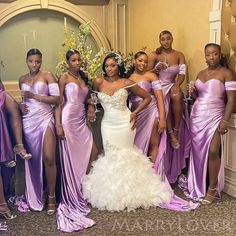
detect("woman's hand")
(158, 118), (166, 134)
(56, 124), (65, 139)
(19, 102), (29, 115)
(154, 61), (168, 73)
(218, 120), (228, 135)
(170, 83), (181, 97)
(130, 112), (136, 130)
(21, 91), (36, 99)
(87, 105), (96, 122)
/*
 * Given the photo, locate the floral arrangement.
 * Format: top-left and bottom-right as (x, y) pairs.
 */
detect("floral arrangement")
(55, 18), (147, 81)
(55, 19), (106, 81)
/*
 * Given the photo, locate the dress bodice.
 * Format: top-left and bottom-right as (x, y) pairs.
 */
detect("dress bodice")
(21, 81), (50, 106)
(64, 82), (89, 105)
(158, 64), (179, 84)
(129, 81), (152, 103)
(98, 88), (128, 111)
(195, 79), (225, 101)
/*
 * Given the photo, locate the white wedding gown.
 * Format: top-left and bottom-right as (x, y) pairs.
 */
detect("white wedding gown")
(82, 88), (173, 211)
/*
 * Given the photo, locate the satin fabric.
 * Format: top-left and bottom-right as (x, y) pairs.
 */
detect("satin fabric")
(83, 88), (179, 212)
(157, 65), (191, 183)
(130, 81), (198, 211)
(57, 82), (95, 232)
(21, 81), (56, 211)
(0, 90), (13, 163)
(186, 79), (230, 200)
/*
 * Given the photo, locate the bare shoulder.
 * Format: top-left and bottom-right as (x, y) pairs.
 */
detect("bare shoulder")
(93, 76), (104, 86)
(19, 73), (29, 84)
(41, 71), (56, 83)
(122, 78), (135, 86)
(145, 71), (158, 81)
(148, 51), (158, 59)
(222, 67), (236, 81)
(175, 50), (185, 60)
(58, 73), (68, 85)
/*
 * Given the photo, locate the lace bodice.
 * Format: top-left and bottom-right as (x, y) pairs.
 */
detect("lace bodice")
(98, 88), (128, 111)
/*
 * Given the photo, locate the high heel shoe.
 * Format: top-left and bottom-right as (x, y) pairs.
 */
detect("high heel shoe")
(168, 129), (180, 149)
(13, 144), (32, 160)
(47, 195), (57, 216)
(0, 203), (17, 220)
(201, 187), (220, 205)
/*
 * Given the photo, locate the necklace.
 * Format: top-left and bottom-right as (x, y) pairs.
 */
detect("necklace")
(206, 65), (221, 78)
(28, 71), (40, 84)
(105, 76), (119, 83)
(68, 71), (81, 79)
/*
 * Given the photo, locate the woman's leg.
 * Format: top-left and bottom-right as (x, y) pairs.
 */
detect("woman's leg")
(4, 94), (31, 159)
(148, 119), (161, 163)
(167, 103), (180, 149)
(170, 87), (183, 138)
(203, 130), (221, 204)
(42, 126), (57, 214)
(0, 174), (16, 219)
(86, 142), (99, 174)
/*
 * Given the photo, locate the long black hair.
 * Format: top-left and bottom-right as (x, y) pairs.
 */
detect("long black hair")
(102, 52), (126, 78)
(66, 49), (88, 84)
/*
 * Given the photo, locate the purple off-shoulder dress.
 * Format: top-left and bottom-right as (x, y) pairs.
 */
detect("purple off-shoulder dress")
(157, 65), (191, 183)
(0, 89), (13, 164)
(57, 82), (95, 232)
(21, 81), (59, 211)
(130, 80), (167, 175)
(130, 80), (198, 211)
(186, 79), (236, 200)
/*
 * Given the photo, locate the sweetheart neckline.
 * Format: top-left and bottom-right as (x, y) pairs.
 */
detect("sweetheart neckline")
(197, 78), (224, 85)
(98, 88), (128, 97)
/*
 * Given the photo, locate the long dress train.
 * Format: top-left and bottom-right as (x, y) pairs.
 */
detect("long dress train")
(21, 81), (57, 211)
(182, 79), (236, 200)
(130, 81), (198, 211)
(83, 87), (176, 212)
(57, 82), (95, 232)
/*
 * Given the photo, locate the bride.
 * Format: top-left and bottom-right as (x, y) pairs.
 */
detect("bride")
(82, 53), (173, 211)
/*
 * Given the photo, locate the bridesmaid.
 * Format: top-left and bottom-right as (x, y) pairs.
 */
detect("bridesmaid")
(19, 49), (60, 214)
(55, 49), (96, 232)
(185, 43), (236, 204)
(128, 51), (166, 164)
(128, 51), (199, 212)
(147, 30), (190, 183)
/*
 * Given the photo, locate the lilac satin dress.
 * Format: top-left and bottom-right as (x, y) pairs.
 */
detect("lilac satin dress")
(0, 89), (13, 164)
(186, 80), (236, 200)
(130, 81), (198, 211)
(130, 80), (167, 173)
(57, 82), (95, 232)
(21, 81), (59, 211)
(157, 65), (191, 183)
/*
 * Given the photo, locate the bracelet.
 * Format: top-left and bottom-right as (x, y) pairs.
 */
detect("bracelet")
(221, 119), (229, 124)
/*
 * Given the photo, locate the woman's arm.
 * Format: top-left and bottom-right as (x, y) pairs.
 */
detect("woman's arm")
(149, 72), (166, 133)
(175, 52), (186, 86)
(129, 84), (151, 114)
(147, 52), (157, 71)
(55, 75), (66, 139)
(21, 72), (60, 105)
(221, 70), (236, 120)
